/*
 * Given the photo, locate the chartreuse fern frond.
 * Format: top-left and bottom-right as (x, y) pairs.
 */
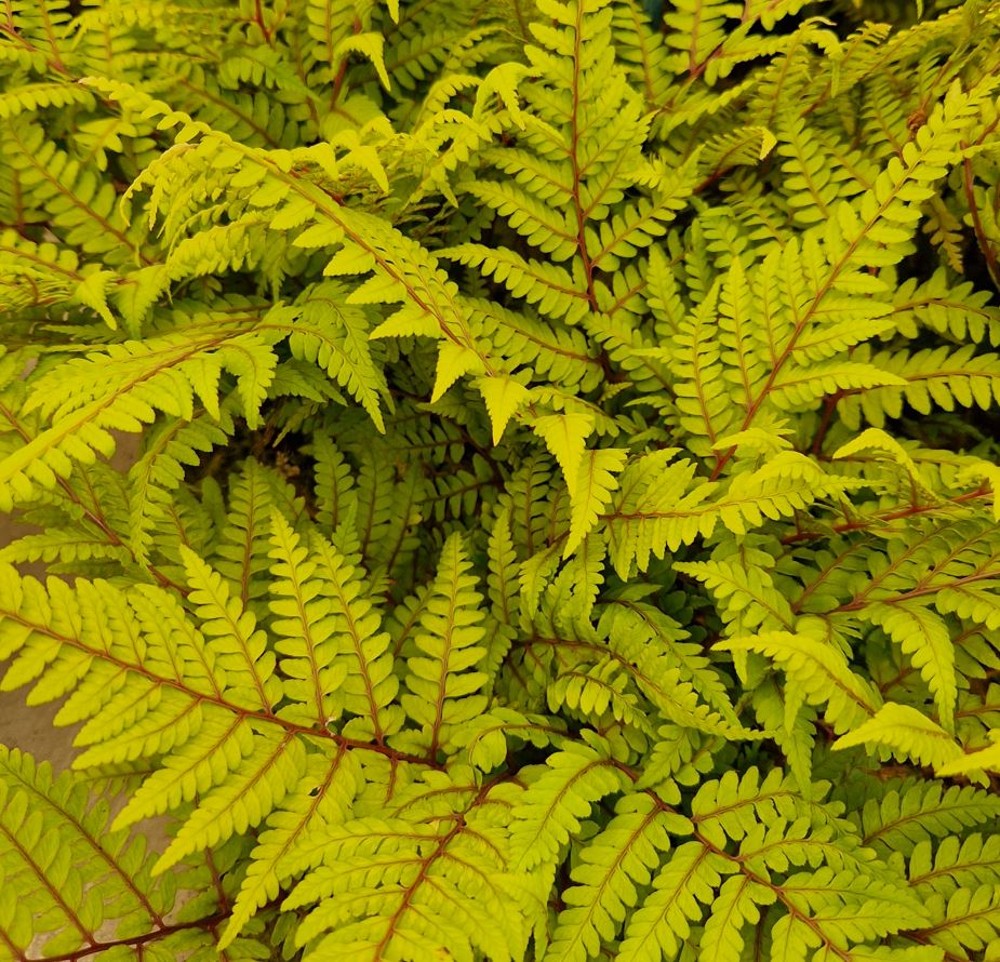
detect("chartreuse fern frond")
(307, 522), (403, 741)
(400, 533), (490, 757)
(0, 501), (509, 956)
(4, 0), (1000, 959)
(834, 703), (964, 771)
(285, 778), (531, 962)
(0, 744), (264, 961)
(510, 737), (633, 872)
(718, 626), (882, 735)
(545, 792), (677, 962)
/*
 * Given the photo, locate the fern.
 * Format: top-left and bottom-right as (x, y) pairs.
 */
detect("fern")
(3, 1), (1000, 960)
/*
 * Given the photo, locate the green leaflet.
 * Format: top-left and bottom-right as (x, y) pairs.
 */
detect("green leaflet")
(400, 533), (490, 755)
(833, 703), (964, 771)
(3, 1), (1000, 961)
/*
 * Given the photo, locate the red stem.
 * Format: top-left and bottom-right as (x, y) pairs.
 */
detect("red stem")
(29, 912), (230, 962)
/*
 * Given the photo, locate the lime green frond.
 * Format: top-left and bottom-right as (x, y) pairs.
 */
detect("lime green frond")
(3, 2), (1000, 960)
(0, 744), (250, 961)
(400, 533), (489, 755)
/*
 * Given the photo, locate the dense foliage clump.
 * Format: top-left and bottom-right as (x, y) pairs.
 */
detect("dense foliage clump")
(3, 0), (1000, 959)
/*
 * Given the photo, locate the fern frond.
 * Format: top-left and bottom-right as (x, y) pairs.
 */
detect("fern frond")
(3, 118), (148, 266)
(547, 794), (678, 962)
(844, 345), (1000, 430)
(287, 283), (390, 432)
(862, 602), (957, 730)
(0, 330), (279, 511)
(606, 452), (852, 576)
(510, 738), (631, 871)
(181, 545), (282, 711)
(442, 244), (591, 324)
(400, 534), (488, 756)
(212, 459), (285, 614)
(153, 727), (308, 874)
(127, 409), (234, 565)
(465, 180), (579, 261)
(718, 628), (881, 734)
(0, 745), (213, 962)
(286, 779), (528, 962)
(937, 730), (1000, 778)
(467, 298), (604, 392)
(219, 746), (360, 948)
(566, 448), (628, 556)
(833, 703), (963, 770)
(308, 527), (402, 741)
(618, 840), (725, 962)
(908, 832), (1000, 895)
(857, 780), (1000, 856)
(3, 2), (1000, 958)
(268, 513), (346, 728)
(675, 559), (795, 633)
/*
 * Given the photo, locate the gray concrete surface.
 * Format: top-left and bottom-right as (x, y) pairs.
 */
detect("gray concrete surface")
(0, 692), (76, 769)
